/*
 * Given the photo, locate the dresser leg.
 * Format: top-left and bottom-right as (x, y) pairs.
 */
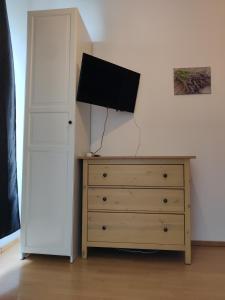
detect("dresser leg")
(82, 247), (87, 259)
(185, 248), (191, 265)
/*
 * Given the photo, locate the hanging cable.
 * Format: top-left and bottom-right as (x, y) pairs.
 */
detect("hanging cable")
(133, 116), (142, 156)
(92, 108), (109, 155)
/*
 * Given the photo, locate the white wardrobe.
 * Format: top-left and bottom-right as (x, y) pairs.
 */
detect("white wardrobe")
(21, 8), (92, 262)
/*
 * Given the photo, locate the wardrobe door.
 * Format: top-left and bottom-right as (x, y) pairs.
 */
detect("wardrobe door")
(22, 10), (76, 256)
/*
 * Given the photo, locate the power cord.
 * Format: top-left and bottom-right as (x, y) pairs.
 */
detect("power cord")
(92, 107), (109, 155)
(133, 116), (141, 156)
(92, 108), (141, 156)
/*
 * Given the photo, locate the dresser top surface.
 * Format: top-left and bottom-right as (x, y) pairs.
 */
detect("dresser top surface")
(79, 155), (196, 160)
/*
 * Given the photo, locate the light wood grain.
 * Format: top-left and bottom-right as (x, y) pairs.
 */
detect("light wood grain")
(87, 241), (185, 251)
(88, 212), (184, 245)
(184, 159), (191, 264)
(2, 243), (225, 300)
(89, 164), (184, 187)
(88, 188), (184, 212)
(88, 158), (190, 165)
(80, 155), (196, 159)
(0, 238), (19, 255)
(82, 157), (194, 264)
(82, 160), (88, 259)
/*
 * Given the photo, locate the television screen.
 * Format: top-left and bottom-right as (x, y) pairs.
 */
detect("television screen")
(76, 53), (140, 113)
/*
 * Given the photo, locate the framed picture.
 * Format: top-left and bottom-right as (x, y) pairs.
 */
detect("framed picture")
(174, 67), (211, 95)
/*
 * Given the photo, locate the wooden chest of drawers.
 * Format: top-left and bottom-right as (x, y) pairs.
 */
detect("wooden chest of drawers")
(81, 156), (195, 264)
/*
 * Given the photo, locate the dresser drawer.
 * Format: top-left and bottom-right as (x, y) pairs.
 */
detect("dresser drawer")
(88, 164), (184, 187)
(88, 212), (184, 245)
(88, 188), (184, 212)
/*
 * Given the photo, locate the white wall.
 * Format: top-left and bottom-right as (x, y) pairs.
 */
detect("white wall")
(29, 0), (225, 242)
(0, 0), (28, 248)
(91, 0), (225, 242)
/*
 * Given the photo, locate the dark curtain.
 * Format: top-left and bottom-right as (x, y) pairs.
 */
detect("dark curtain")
(0, 0), (20, 239)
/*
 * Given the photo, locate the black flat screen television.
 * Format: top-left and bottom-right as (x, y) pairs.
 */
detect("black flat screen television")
(76, 53), (140, 113)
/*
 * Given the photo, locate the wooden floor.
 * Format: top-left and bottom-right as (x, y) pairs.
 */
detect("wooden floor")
(1, 244), (225, 300)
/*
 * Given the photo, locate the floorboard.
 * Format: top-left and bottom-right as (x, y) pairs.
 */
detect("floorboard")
(0, 243), (225, 299)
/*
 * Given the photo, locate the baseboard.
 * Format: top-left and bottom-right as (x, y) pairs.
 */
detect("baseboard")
(192, 240), (225, 247)
(0, 238), (19, 255)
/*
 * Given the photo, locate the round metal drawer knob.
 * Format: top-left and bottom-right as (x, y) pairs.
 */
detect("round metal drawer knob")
(164, 227), (168, 232)
(102, 225), (107, 230)
(163, 173), (168, 178)
(102, 173), (108, 178)
(102, 197), (107, 202)
(163, 198), (168, 204)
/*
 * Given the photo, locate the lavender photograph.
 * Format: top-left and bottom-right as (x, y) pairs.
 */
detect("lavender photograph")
(174, 67), (211, 95)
